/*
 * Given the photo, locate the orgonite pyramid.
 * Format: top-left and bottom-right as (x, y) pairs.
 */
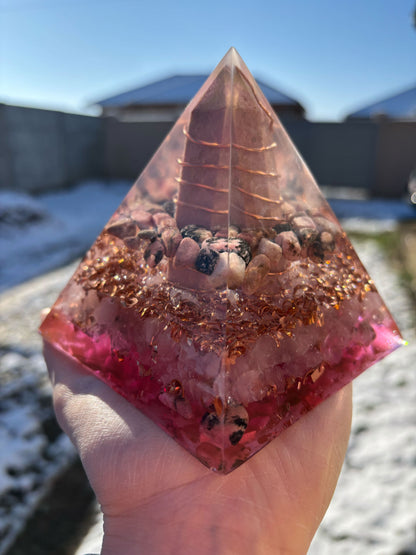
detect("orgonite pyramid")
(40, 48), (403, 473)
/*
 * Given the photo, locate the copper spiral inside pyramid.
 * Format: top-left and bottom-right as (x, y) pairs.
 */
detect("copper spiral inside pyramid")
(40, 48), (403, 473)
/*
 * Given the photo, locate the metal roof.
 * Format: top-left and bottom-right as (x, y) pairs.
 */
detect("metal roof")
(347, 85), (416, 119)
(94, 74), (301, 108)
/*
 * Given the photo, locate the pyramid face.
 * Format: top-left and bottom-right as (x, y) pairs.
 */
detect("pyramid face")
(40, 49), (403, 473)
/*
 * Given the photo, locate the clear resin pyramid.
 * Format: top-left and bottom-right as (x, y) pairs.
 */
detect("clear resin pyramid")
(40, 48), (403, 473)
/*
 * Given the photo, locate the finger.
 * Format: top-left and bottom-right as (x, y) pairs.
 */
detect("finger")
(43, 341), (209, 505)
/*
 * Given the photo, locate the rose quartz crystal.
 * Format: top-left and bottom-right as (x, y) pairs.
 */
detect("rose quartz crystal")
(40, 48), (403, 473)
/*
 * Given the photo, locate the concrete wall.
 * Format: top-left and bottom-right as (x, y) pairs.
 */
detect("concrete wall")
(0, 104), (104, 193)
(286, 120), (379, 190)
(1, 102), (414, 197)
(374, 121), (416, 197)
(94, 117), (416, 197)
(104, 118), (173, 180)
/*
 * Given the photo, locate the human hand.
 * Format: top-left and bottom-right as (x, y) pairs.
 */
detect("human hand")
(44, 341), (352, 555)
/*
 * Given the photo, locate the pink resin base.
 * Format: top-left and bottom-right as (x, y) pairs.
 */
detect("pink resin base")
(40, 48), (403, 473)
(42, 308), (400, 474)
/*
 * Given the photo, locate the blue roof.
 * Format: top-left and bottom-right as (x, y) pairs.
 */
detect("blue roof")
(94, 74), (301, 108)
(347, 85), (416, 119)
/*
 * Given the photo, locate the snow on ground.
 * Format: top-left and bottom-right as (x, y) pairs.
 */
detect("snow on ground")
(0, 181), (415, 554)
(0, 180), (130, 293)
(309, 236), (416, 555)
(329, 197), (416, 222)
(0, 266), (78, 555)
(74, 507), (103, 555)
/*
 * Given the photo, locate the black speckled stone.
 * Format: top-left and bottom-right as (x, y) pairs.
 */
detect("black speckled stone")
(181, 224), (212, 244)
(204, 237), (252, 265)
(195, 248), (219, 275)
(273, 222), (292, 234)
(162, 200), (176, 217)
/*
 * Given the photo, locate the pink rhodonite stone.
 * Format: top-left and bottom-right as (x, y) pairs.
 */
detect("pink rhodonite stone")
(40, 48), (403, 473)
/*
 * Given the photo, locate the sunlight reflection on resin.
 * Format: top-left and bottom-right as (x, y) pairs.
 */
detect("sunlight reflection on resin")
(40, 48), (403, 473)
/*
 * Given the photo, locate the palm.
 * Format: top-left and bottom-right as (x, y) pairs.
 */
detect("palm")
(45, 343), (352, 555)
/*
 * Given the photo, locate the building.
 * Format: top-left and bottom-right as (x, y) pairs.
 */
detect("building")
(92, 74), (305, 122)
(346, 84), (416, 120)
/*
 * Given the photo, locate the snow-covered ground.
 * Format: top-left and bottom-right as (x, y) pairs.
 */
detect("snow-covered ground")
(309, 237), (416, 555)
(0, 181), (415, 554)
(0, 180), (130, 293)
(0, 266), (78, 554)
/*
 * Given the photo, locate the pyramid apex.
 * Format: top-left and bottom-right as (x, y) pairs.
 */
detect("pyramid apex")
(220, 47), (245, 70)
(225, 46), (239, 57)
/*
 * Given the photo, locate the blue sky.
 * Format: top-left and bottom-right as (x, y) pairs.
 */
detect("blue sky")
(0, 0), (415, 121)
